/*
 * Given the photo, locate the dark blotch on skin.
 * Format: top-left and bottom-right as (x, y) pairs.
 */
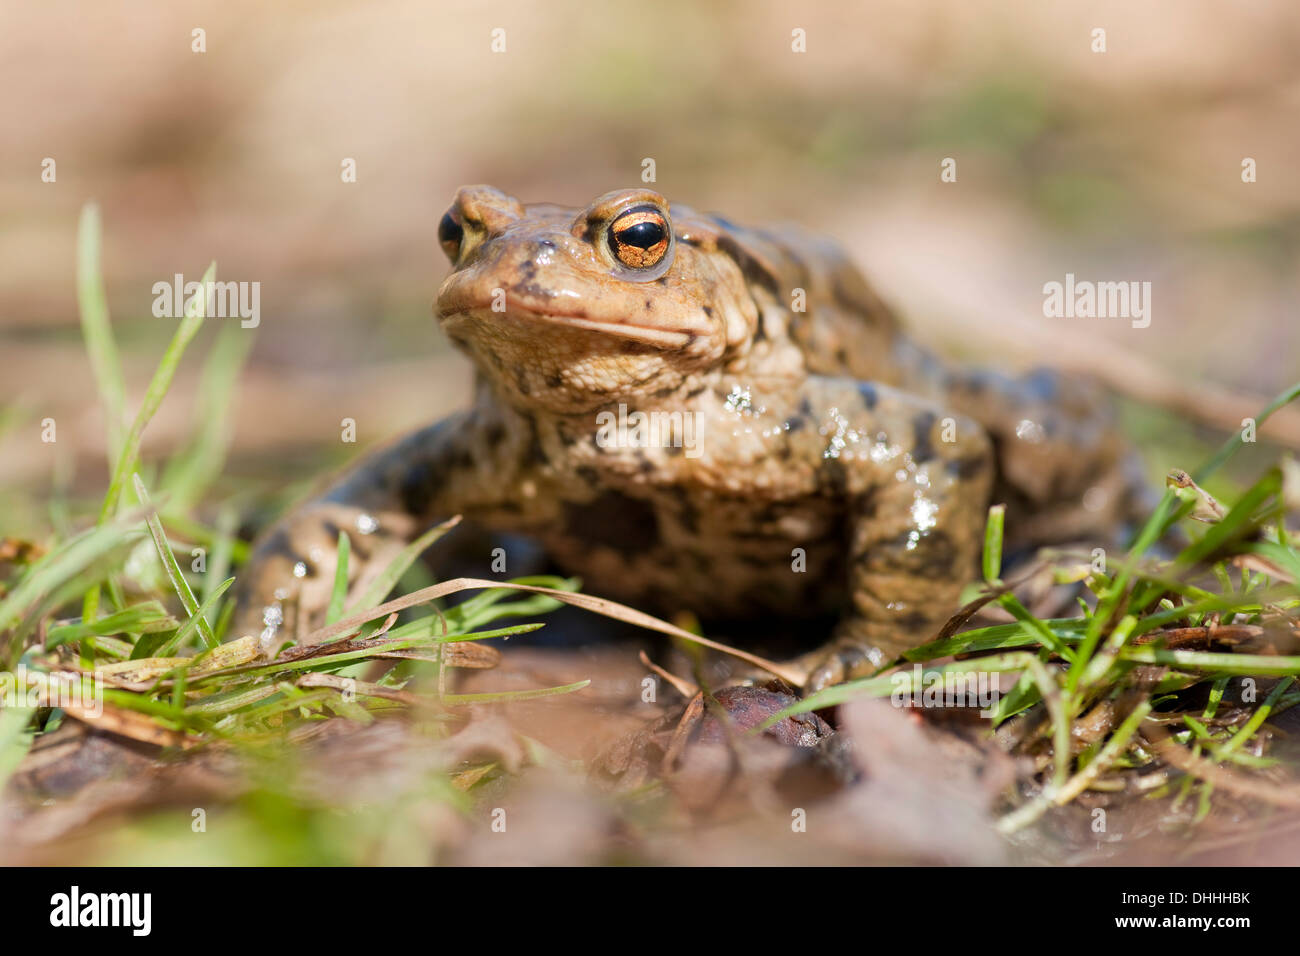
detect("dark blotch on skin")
(673, 488), (700, 534)
(896, 610), (934, 630)
(856, 382), (878, 410)
(563, 490), (661, 558)
(525, 421), (547, 465)
(716, 233), (779, 293)
(946, 454), (989, 480)
(513, 275), (549, 300)
(818, 457), (848, 497)
(848, 489), (878, 522)
(911, 410), (936, 464)
(1022, 368), (1060, 403)
(261, 528), (307, 565)
(400, 461), (447, 519)
(881, 530), (957, 576)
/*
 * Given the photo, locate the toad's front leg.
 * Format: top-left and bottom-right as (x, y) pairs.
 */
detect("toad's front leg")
(231, 408), (525, 648)
(788, 379), (995, 691)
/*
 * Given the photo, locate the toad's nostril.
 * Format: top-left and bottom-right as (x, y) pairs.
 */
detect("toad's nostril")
(451, 185), (525, 233)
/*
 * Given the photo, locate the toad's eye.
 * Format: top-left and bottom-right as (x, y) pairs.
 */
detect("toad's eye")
(608, 205), (672, 272)
(438, 210), (464, 263)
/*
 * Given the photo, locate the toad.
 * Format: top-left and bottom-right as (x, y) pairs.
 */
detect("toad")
(234, 186), (1140, 689)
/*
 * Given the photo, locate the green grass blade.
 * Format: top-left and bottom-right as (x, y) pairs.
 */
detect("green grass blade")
(155, 577), (235, 657)
(1244, 540), (1300, 585)
(759, 652), (1041, 726)
(186, 622), (546, 686)
(1194, 381), (1300, 483)
(160, 320), (253, 512)
(1218, 676), (1295, 756)
(76, 203), (126, 467)
(982, 503), (1005, 583)
(0, 705), (35, 794)
(95, 261), (216, 526)
(325, 531), (351, 626)
(45, 600), (175, 649)
(999, 593), (1075, 662)
(1120, 645), (1300, 676)
(0, 520), (145, 638)
(442, 680), (590, 706)
(133, 473), (219, 649)
(201, 505), (239, 628)
(159, 512), (251, 566)
(1174, 468), (1281, 568)
(437, 575), (577, 632)
(346, 516), (461, 615)
(904, 618), (1089, 660)
(82, 261), (216, 629)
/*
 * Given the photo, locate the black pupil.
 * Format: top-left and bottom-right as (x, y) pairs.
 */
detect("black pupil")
(438, 212), (463, 247)
(616, 219), (664, 249)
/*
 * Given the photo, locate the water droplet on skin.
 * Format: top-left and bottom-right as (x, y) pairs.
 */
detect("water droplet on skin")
(292, 561), (308, 578)
(820, 407), (862, 459)
(259, 626), (280, 656)
(1083, 486), (1109, 512)
(869, 439), (898, 464)
(356, 514), (379, 535)
(724, 385), (753, 414)
(910, 495), (939, 532)
(1015, 419), (1046, 443)
(262, 604), (284, 628)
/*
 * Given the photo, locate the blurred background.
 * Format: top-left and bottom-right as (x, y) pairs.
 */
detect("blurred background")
(2, 0), (1298, 531)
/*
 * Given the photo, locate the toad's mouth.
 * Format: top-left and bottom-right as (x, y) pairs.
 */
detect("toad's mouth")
(440, 302), (693, 350)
